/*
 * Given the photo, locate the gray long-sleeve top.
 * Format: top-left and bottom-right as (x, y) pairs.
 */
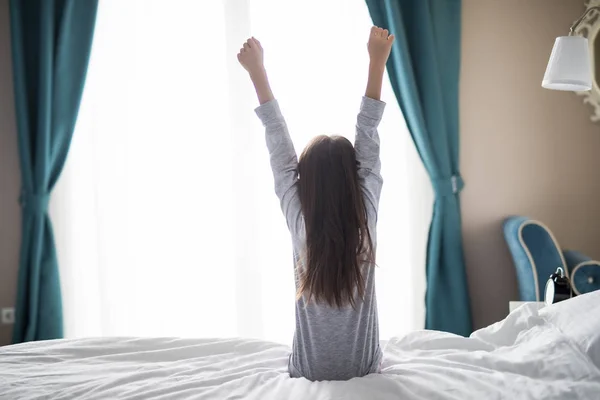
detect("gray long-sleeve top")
(255, 96), (385, 381)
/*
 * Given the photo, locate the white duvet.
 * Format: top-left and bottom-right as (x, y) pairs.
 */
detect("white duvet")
(2, 291), (600, 400)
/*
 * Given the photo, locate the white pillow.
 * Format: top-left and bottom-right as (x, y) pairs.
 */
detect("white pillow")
(539, 290), (600, 368)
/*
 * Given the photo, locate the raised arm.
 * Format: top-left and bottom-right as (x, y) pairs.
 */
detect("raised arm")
(365, 26), (394, 101)
(238, 38), (303, 236)
(355, 27), (394, 219)
(237, 37), (274, 105)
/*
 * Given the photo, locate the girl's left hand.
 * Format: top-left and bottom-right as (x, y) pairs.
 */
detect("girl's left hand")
(238, 37), (264, 75)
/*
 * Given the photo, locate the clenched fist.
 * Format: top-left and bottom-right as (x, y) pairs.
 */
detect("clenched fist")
(368, 26), (394, 68)
(237, 37), (264, 75)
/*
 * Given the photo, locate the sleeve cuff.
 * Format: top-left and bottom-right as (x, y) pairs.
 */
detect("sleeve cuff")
(360, 96), (386, 121)
(255, 99), (284, 126)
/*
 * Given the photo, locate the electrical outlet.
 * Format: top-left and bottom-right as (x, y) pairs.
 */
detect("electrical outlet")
(1, 308), (15, 325)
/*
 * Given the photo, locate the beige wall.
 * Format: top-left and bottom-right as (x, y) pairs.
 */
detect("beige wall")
(0, 0), (21, 346)
(0, 0), (599, 345)
(461, 0), (600, 330)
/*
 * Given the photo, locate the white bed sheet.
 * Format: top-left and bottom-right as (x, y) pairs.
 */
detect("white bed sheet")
(1, 291), (600, 400)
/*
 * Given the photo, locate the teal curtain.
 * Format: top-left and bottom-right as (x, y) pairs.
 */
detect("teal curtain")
(10, 0), (98, 343)
(365, 0), (472, 335)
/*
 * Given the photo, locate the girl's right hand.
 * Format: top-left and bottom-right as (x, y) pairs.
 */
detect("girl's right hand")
(237, 37), (264, 75)
(367, 26), (395, 68)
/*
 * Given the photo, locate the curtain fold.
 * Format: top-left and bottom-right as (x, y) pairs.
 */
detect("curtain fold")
(9, 0), (98, 343)
(365, 0), (472, 335)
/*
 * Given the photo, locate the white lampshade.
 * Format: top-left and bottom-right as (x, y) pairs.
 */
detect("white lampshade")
(542, 36), (592, 91)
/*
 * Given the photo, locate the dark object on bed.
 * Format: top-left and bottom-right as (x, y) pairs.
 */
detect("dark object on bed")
(544, 267), (572, 305)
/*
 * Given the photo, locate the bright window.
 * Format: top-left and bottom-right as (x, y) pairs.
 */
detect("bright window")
(51, 0), (432, 345)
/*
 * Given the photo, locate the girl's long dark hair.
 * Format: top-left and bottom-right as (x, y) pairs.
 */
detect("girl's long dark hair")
(297, 135), (375, 309)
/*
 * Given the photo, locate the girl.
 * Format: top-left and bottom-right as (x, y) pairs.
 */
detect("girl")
(237, 26), (394, 381)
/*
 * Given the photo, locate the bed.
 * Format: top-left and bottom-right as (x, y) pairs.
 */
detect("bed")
(2, 291), (600, 400)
